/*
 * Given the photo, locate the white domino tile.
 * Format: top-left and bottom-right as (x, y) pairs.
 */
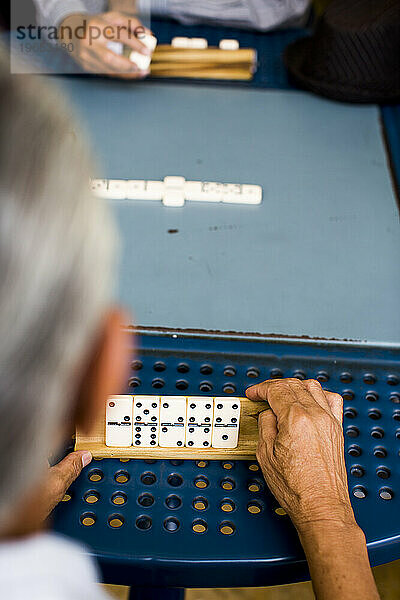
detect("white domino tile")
(219, 39), (239, 51)
(133, 396), (160, 447)
(185, 397), (213, 448)
(211, 398), (241, 449)
(171, 37), (190, 48)
(189, 38), (208, 49)
(141, 33), (157, 52)
(159, 396), (187, 447)
(129, 51), (152, 71)
(105, 395), (133, 447)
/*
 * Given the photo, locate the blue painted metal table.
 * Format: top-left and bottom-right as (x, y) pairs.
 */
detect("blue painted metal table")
(52, 18), (400, 594)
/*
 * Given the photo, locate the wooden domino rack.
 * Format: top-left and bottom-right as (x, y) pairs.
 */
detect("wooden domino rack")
(149, 45), (257, 81)
(76, 396), (267, 460)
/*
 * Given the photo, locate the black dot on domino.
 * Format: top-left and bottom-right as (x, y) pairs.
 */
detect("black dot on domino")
(206, 404), (211, 409)
(188, 441), (194, 446)
(152, 403), (157, 408)
(124, 416), (130, 421)
(222, 435), (228, 440)
(189, 417), (195, 422)
(232, 404), (238, 409)
(151, 416), (157, 421)
(151, 434), (156, 439)
(203, 441), (209, 446)
(150, 441), (156, 445)
(231, 418), (237, 423)
(216, 417), (222, 423)
(151, 427), (156, 432)
(137, 416), (142, 421)
(217, 404), (223, 409)
(189, 428), (194, 433)
(178, 417), (184, 422)
(190, 403), (196, 409)
(135, 440), (141, 445)
(144, 409), (149, 415)
(163, 403), (169, 408)
(205, 417), (210, 422)
(135, 433), (141, 439)
(162, 427), (167, 432)
(137, 402), (142, 408)
(204, 428), (210, 433)
(136, 427), (141, 432)
(177, 441), (182, 446)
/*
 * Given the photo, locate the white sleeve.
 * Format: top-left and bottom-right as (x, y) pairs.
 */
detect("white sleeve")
(33, 0), (107, 28)
(139, 0), (311, 31)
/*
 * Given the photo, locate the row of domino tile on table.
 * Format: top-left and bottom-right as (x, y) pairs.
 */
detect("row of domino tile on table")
(106, 395), (241, 449)
(91, 177), (263, 206)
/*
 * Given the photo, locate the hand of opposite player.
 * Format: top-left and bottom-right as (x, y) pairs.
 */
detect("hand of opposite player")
(59, 12), (153, 79)
(246, 378), (357, 531)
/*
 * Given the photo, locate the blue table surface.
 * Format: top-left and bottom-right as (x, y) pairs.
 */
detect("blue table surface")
(56, 77), (400, 345)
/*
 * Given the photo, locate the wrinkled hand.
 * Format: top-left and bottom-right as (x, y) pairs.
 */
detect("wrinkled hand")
(41, 450), (92, 520)
(246, 378), (355, 530)
(59, 12), (152, 78)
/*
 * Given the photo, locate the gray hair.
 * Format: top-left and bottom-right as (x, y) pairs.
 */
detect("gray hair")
(0, 50), (117, 530)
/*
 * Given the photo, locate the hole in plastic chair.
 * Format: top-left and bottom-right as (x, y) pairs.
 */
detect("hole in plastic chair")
(136, 515), (152, 530)
(246, 367), (260, 378)
(131, 360), (143, 371)
(247, 501), (263, 514)
(165, 494), (182, 509)
(129, 377), (141, 389)
(112, 492), (127, 506)
(248, 479), (263, 492)
(224, 365), (236, 377)
(371, 427), (384, 439)
(219, 521), (235, 535)
(379, 487), (394, 500)
(167, 473), (183, 487)
(364, 373), (377, 385)
(193, 497), (208, 511)
(220, 499), (235, 513)
(141, 472), (157, 485)
(200, 364), (213, 375)
(152, 378), (165, 389)
(177, 363), (190, 374)
(108, 514), (124, 528)
(81, 512), (96, 527)
(223, 382), (236, 394)
(88, 469), (103, 483)
(270, 368), (283, 379)
(221, 478), (235, 491)
(164, 517), (180, 532)
(196, 460), (209, 468)
(194, 476), (209, 489)
(84, 491), (100, 504)
(138, 493), (154, 507)
(353, 486), (367, 499)
(340, 372), (352, 383)
(114, 470), (130, 484)
(153, 361), (166, 372)
(192, 519), (208, 533)
(387, 375), (399, 386)
(176, 379), (189, 390)
(199, 381), (213, 392)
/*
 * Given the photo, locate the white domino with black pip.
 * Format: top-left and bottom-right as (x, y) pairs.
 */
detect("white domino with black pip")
(133, 396), (160, 447)
(105, 395), (133, 447)
(185, 397), (213, 448)
(211, 398), (241, 448)
(159, 396), (187, 447)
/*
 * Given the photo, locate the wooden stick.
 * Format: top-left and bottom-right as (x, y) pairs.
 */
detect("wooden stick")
(150, 61), (254, 73)
(151, 68), (254, 81)
(152, 48), (256, 65)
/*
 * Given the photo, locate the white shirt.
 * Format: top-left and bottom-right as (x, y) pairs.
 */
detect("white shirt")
(0, 532), (110, 600)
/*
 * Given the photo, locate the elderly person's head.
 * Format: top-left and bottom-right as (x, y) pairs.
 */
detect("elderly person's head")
(0, 49), (127, 535)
